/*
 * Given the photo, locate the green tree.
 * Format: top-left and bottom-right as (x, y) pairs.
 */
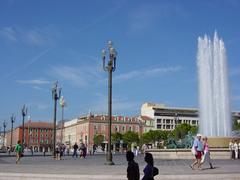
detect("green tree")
(173, 123), (192, 140)
(233, 116), (240, 130)
(190, 126), (198, 135)
(123, 131), (139, 148)
(140, 132), (152, 145)
(140, 130), (169, 147)
(93, 134), (104, 146)
(111, 132), (123, 143)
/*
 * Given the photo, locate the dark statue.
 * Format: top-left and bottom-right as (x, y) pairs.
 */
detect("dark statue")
(166, 132), (194, 149)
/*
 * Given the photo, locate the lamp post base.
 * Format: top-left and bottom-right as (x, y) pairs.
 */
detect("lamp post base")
(105, 152), (114, 165)
(104, 160), (115, 165)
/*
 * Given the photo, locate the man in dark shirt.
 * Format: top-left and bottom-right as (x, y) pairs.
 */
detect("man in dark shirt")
(126, 151), (140, 180)
(72, 143), (78, 158)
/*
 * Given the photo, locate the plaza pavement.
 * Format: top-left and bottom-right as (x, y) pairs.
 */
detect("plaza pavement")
(0, 153), (240, 180)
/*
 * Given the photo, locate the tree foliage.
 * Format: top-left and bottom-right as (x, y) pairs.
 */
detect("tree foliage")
(93, 134), (104, 145)
(111, 132), (123, 143)
(123, 131), (139, 147)
(172, 123), (198, 140)
(140, 130), (169, 145)
(233, 116), (240, 130)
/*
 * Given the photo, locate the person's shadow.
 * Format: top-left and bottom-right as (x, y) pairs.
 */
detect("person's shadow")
(201, 166), (219, 170)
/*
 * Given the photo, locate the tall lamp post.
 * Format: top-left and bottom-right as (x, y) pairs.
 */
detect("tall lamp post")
(10, 114), (15, 152)
(3, 121), (7, 149)
(59, 96), (66, 144)
(101, 40), (117, 165)
(21, 105), (27, 146)
(52, 81), (61, 158)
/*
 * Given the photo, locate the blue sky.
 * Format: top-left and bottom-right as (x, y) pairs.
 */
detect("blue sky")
(0, 0), (240, 129)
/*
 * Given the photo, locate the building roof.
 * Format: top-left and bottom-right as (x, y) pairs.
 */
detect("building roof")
(140, 116), (154, 121)
(23, 121), (53, 129)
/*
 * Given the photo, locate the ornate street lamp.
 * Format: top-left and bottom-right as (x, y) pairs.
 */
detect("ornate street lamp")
(101, 40), (117, 165)
(52, 81), (61, 158)
(10, 114), (15, 152)
(21, 105), (28, 146)
(59, 96), (66, 144)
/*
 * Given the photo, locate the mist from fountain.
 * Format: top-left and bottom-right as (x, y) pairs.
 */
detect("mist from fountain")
(197, 32), (231, 137)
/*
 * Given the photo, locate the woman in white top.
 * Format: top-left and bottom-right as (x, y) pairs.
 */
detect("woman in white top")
(200, 137), (213, 169)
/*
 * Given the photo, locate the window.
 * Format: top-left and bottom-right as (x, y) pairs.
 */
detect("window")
(166, 119), (170, 124)
(129, 126), (132, 131)
(157, 125), (162, 129)
(122, 126), (125, 132)
(157, 119), (161, 123)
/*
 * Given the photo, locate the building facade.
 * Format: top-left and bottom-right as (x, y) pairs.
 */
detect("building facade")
(6, 121), (53, 152)
(141, 103), (199, 131)
(60, 114), (153, 150)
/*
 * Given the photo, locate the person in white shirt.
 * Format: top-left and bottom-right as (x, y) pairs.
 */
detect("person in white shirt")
(229, 140), (235, 159)
(238, 142), (240, 159)
(233, 140), (238, 160)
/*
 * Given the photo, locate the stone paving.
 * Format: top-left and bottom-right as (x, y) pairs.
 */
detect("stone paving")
(0, 154), (240, 179)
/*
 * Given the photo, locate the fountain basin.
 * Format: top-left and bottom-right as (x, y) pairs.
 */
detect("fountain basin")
(208, 137), (240, 148)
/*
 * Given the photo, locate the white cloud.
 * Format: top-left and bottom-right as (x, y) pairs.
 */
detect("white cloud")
(114, 66), (182, 82)
(16, 79), (51, 85)
(127, 2), (185, 33)
(49, 61), (103, 88)
(26, 102), (50, 111)
(0, 26), (57, 46)
(0, 27), (17, 42)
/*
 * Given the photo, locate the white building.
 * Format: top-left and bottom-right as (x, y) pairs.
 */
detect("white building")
(63, 118), (78, 147)
(141, 103), (199, 131)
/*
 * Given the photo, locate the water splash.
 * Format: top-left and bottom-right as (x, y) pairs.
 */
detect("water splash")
(197, 32), (231, 137)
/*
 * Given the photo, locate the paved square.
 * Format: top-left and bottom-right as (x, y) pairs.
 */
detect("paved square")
(0, 153), (240, 179)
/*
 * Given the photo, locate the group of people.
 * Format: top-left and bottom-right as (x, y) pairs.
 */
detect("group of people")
(72, 142), (87, 158)
(55, 143), (66, 160)
(126, 151), (158, 180)
(190, 134), (214, 170)
(229, 139), (240, 160)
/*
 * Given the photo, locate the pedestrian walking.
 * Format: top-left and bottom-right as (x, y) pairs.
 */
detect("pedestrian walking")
(200, 137), (213, 169)
(229, 139), (235, 159)
(15, 140), (22, 164)
(190, 134), (204, 170)
(233, 140), (238, 160)
(60, 144), (64, 160)
(79, 143), (86, 158)
(238, 141), (240, 159)
(55, 144), (60, 160)
(72, 143), (78, 158)
(126, 151), (140, 180)
(142, 152), (156, 180)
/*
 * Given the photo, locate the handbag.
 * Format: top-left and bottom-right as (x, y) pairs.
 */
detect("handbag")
(153, 166), (159, 176)
(191, 146), (196, 155)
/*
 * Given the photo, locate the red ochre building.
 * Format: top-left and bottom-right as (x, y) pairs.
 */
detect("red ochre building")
(57, 114), (154, 151)
(6, 121), (53, 152)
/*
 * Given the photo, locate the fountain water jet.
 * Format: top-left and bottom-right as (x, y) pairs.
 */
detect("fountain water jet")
(197, 32), (232, 137)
